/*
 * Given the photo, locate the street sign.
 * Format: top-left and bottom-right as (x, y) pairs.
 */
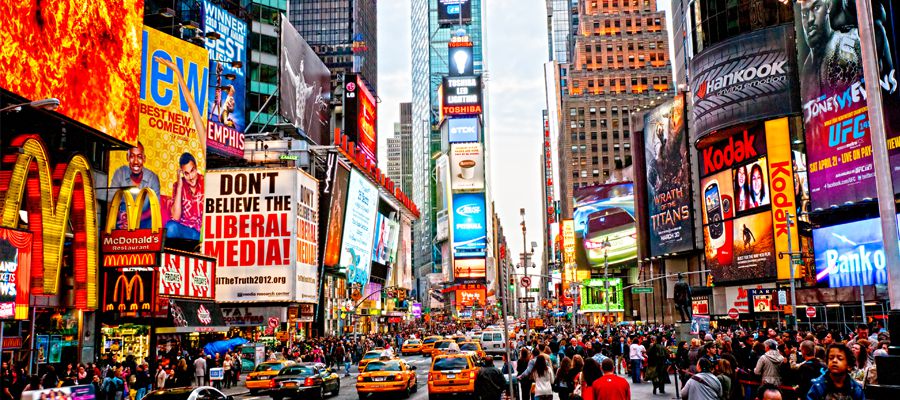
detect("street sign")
(632, 287), (653, 294)
(778, 290), (787, 305)
(518, 297), (535, 303)
(806, 306), (816, 318)
(520, 276), (531, 288)
(728, 308), (739, 319)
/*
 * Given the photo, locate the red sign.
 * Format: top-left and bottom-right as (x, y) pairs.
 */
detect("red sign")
(700, 129), (766, 176)
(102, 229), (164, 253)
(158, 251), (215, 300)
(2, 337), (23, 349)
(102, 253), (158, 268)
(455, 288), (486, 307)
(806, 306), (816, 318)
(728, 308), (740, 319)
(357, 78), (377, 166)
(520, 276), (531, 288)
(443, 105), (483, 116)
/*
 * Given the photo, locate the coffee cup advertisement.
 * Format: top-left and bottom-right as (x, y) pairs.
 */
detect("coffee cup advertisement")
(450, 143), (484, 191)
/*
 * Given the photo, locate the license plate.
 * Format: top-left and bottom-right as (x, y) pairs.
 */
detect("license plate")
(373, 377), (385, 382)
(283, 382), (296, 388)
(446, 374), (455, 379)
(493, 344), (500, 348)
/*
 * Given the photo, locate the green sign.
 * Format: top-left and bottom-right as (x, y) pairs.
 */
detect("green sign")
(633, 287), (653, 294)
(579, 278), (624, 312)
(529, 288), (540, 293)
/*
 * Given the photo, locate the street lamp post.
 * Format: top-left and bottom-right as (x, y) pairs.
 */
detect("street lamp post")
(601, 237), (611, 337)
(520, 208), (528, 328)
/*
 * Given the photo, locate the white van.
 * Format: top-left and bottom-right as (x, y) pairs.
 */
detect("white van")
(480, 330), (506, 355)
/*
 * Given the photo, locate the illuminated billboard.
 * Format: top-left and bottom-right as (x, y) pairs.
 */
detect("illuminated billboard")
(339, 170), (379, 286)
(279, 16), (331, 145)
(450, 143), (485, 191)
(442, 76), (483, 116)
(0, 229), (32, 320)
(451, 193), (487, 258)
(0, 1), (144, 145)
(448, 43), (474, 76)
(813, 217), (891, 288)
(579, 278), (624, 312)
(343, 74), (378, 165)
(322, 156), (351, 268)
(438, 0), (472, 26)
(455, 287), (486, 307)
(453, 258), (486, 280)
(573, 183), (636, 267)
(110, 26), (209, 242)
(448, 117), (480, 143)
(203, 1), (247, 157)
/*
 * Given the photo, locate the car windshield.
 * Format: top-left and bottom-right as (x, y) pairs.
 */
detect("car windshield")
(435, 341), (452, 349)
(279, 366), (315, 376)
(142, 389), (196, 400)
(460, 343), (479, 352)
(424, 338), (438, 344)
(406, 340), (421, 345)
(365, 361), (402, 372)
(363, 352), (382, 359)
(433, 357), (469, 371)
(255, 363), (283, 372)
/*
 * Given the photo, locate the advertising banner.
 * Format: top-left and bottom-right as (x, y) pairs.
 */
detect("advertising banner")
(795, 3), (874, 209)
(204, 169), (296, 302)
(340, 170), (379, 287)
(296, 171), (319, 303)
(723, 283), (776, 314)
(573, 183), (636, 267)
(438, 0), (472, 26)
(442, 76), (483, 116)
(279, 16), (331, 145)
(1, 1), (143, 145)
(110, 26), (208, 242)
(323, 161), (351, 267)
(812, 216), (891, 288)
(689, 24), (800, 141)
(643, 95), (694, 256)
(0, 229), (32, 320)
(448, 117), (480, 143)
(731, 212), (776, 279)
(22, 384), (96, 400)
(203, 1), (247, 157)
(399, 219), (414, 288)
(872, 1), (900, 192)
(158, 251), (216, 300)
(453, 258), (487, 280)
(451, 192), (488, 258)
(357, 78), (378, 165)
(449, 43), (474, 76)
(221, 306), (287, 327)
(455, 287), (486, 307)
(103, 270), (156, 317)
(562, 219), (576, 267)
(579, 278), (624, 312)
(450, 143), (485, 191)
(764, 118), (800, 279)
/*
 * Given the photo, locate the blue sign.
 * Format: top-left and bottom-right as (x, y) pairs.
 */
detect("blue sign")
(452, 193), (487, 258)
(812, 217), (891, 288)
(448, 117), (479, 142)
(203, 1), (247, 157)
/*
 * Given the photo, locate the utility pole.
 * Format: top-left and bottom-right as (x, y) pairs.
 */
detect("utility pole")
(520, 208), (528, 331)
(601, 237), (611, 336)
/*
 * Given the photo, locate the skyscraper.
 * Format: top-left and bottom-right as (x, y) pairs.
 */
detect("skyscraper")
(557, 0), (673, 217)
(288, 0), (377, 91)
(398, 102), (414, 196)
(387, 135), (403, 183)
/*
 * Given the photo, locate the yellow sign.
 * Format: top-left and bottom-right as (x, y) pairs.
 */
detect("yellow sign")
(765, 118), (800, 280)
(562, 219), (575, 266)
(0, 135), (98, 309)
(104, 188), (164, 234)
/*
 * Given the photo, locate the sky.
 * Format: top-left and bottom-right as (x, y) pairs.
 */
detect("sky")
(377, 0), (672, 272)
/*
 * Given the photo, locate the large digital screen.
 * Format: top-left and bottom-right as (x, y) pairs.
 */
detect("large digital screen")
(203, 169), (297, 302)
(643, 95), (694, 256)
(203, 1), (247, 157)
(453, 258), (486, 280)
(455, 288), (486, 307)
(323, 160), (351, 268)
(0, 1), (144, 145)
(813, 217), (890, 288)
(448, 117), (480, 143)
(109, 26), (209, 242)
(450, 143), (485, 191)
(573, 183), (636, 267)
(438, 0), (473, 26)
(357, 77), (378, 165)
(372, 213), (400, 265)
(452, 193), (487, 258)
(794, 1), (874, 209)
(579, 278), (624, 312)
(442, 76), (483, 116)
(448, 43), (474, 76)
(339, 170), (379, 286)
(0, 228), (32, 320)
(279, 16), (331, 145)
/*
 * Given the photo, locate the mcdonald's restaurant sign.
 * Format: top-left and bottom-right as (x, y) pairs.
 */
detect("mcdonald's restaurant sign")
(102, 188), (165, 254)
(0, 135), (98, 309)
(103, 269), (156, 317)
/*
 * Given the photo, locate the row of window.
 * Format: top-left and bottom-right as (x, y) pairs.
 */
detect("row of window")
(691, 0), (793, 53)
(570, 130), (632, 140)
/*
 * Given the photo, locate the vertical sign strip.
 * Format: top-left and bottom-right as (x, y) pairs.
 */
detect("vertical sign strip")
(765, 118), (800, 279)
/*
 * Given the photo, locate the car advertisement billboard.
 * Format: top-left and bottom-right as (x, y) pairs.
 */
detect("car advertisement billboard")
(110, 26), (208, 242)
(643, 95), (694, 256)
(203, 1), (247, 158)
(279, 16), (331, 145)
(0, 1), (144, 145)
(203, 169), (296, 302)
(689, 24), (800, 141)
(438, 0), (473, 26)
(295, 171), (319, 303)
(339, 170), (379, 287)
(794, 2), (875, 209)
(450, 143), (485, 191)
(322, 156), (351, 268)
(699, 126), (778, 282)
(448, 117), (480, 143)
(812, 217), (891, 288)
(573, 183), (636, 267)
(451, 192), (488, 258)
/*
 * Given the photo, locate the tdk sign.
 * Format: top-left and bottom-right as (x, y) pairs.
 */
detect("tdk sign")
(447, 4), (460, 14)
(448, 117), (479, 143)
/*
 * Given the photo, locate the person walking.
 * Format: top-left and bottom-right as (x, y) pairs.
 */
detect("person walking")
(475, 356), (508, 400)
(593, 358), (630, 400)
(193, 354), (207, 387)
(532, 354), (555, 400)
(628, 336), (646, 384)
(553, 357), (575, 400)
(516, 348), (534, 400)
(646, 336), (670, 394)
(680, 358), (721, 400)
(753, 339), (784, 386)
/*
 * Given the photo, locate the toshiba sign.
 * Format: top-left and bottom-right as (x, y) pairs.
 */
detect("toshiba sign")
(690, 25), (800, 142)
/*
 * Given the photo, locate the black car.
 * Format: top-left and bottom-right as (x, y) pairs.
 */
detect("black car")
(272, 363), (341, 400)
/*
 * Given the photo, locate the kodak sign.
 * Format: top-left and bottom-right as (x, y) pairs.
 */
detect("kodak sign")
(0, 135), (98, 309)
(765, 118), (800, 280)
(102, 188), (165, 254)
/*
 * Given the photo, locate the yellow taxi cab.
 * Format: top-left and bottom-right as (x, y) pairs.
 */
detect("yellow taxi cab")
(420, 336), (443, 356)
(245, 360), (295, 395)
(429, 340), (457, 358)
(427, 352), (479, 400)
(358, 350), (390, 373)
(401, 339), (423, 355)
(356, 358), (418, 399)
(458, 341), (486, 361)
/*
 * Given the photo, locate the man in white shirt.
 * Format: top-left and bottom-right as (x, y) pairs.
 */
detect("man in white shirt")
(628, 337), (646, 384)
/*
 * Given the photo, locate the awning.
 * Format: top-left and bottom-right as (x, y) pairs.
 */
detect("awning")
(156, 300), (228, 334)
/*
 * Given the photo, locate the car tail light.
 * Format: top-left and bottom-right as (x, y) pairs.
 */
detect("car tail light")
(305, 377), (315, 386)
(357, 376), (364, 382)
(469, 371), (476, 379)
(394, 374), (403, 381)
(429, 372), (438, 381)
(268, 379), (276, 388)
